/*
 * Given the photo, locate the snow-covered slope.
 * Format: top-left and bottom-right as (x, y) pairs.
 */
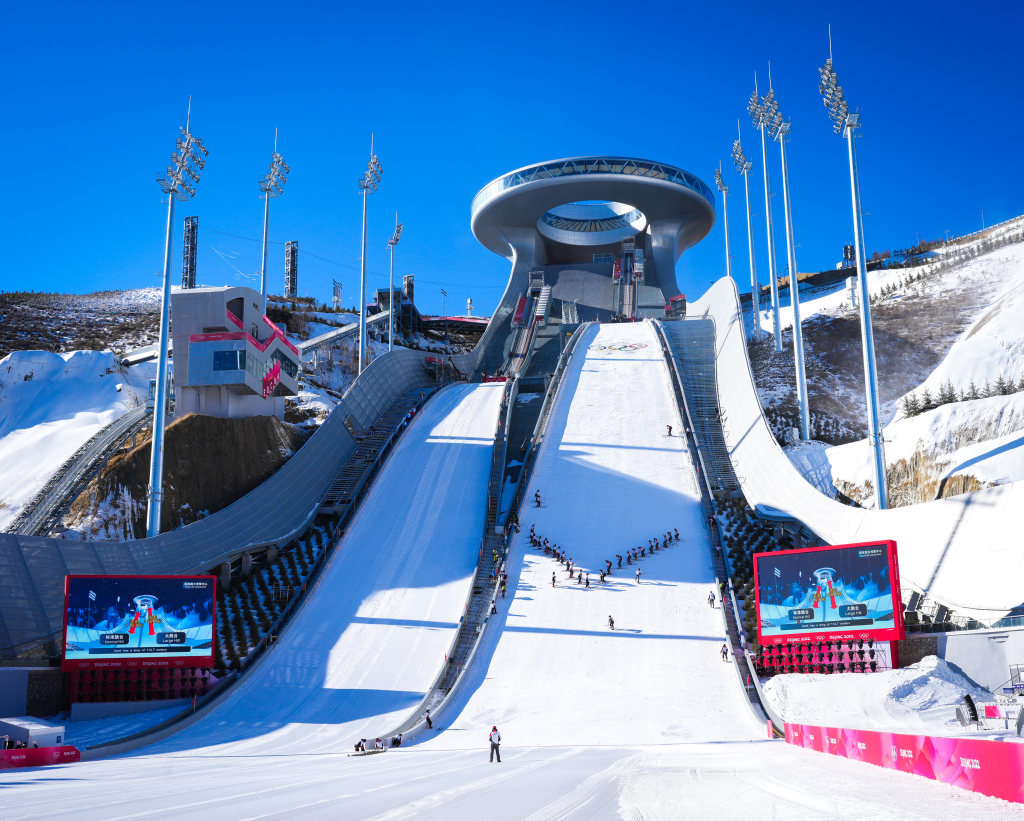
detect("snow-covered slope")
(822, 392), (1024, 498)
(694, 277), (1024, 618)
(0, 349), (151, 530)
(147, 381), (503, 756)
(751, 230), (1024, 457)
(428, 321), (754, 747)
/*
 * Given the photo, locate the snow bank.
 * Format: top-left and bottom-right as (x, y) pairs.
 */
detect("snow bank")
(0, 349), (151, 530)
(813, 392), (1024, 493)
(762, 656), (992, 737)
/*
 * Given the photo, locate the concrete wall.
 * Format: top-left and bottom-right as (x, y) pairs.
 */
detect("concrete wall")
(897, 635), (938, 668)
(0, 669), (28, 715)
(935, 626), (1024, 692)
(898, 627), (1024, 692)
(71, 698), (190, 722)
(0, 668), (67, 717)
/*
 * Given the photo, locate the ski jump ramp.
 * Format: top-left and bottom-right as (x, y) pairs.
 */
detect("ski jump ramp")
(693, 277), (1024, 619)
(426, 322), (757, 747)
(140, 381), (505, 757)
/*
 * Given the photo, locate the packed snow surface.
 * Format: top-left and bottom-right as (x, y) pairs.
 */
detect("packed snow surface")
(2, 326), (1021, 818)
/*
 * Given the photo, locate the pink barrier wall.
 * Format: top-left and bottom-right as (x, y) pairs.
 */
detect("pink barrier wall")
(0, 746), (80, 770)
(785, 722), (1024, 804)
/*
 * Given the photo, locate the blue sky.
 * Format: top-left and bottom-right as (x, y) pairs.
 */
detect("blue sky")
(3, 1), (1022, 315)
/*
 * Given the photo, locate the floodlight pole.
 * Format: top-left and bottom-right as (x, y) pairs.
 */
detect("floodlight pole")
(258, 131), (289, 313)
(776, 120), (810, 440)
(357, 142), (382, 374)
(819, 51), (888, 508)
(714, 168), (733, 283)
(259, 191), (271, 307)
(757, 116), (783, 353)
(358, 183), (369, 371)
(147, 192), (176, 538)
(441, 288), (449, 343)
(146, 104), (207, 537)
(845, 113), (888, 508)
(387, 215), (403, 352)
(733, 130), (761, 343)
(740, 166), (762, 342)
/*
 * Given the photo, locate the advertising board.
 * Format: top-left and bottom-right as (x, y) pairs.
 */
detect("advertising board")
(785, 722), (1024, 805)
(62, 575), (216, 671)
(753, 540), (903, 645)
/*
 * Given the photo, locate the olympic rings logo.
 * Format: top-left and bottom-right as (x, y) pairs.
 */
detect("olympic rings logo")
(588, 343), (649, 352)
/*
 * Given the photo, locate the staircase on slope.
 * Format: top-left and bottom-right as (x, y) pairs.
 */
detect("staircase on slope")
(662, 320), (741, 495)
(320, 388), (429, 515)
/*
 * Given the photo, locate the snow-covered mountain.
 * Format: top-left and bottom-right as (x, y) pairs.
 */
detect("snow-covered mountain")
(749, 217), (1024, 506)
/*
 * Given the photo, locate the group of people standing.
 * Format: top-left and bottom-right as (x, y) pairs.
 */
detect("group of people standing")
(529, 522), (685, 588)
(529, 525), (600, 588)
(613, 527), (682, 575)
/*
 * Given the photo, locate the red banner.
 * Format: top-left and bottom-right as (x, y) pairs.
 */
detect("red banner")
(785, 722), (1024, 804)
(0, 746), (80, 770)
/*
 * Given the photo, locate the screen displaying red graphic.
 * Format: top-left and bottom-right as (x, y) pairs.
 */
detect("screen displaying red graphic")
(62, 575), (216, 671)
(753, 540), (904, 645)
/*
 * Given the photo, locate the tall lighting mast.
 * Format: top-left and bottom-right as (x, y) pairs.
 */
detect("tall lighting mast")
(713, 166), (733, 283)
(731, 130), (762, 342)
(146, 103), (208, 538)
(748, 81), (783, 352)
(357, 141), (382, 374)
(259, 130), (289, 312)
(387, 215), (403, 351)
(764, 90), (810, 441)
(819, 50), (889, 509)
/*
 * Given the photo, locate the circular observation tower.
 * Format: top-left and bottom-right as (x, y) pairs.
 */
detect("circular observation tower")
(470, 156), (715, 309)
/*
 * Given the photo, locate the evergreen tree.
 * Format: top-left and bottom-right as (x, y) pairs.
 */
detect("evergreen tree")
(920, 386), (934, 411)
(938, 380), (957, 406)
(901, 392), (920, 418)
(982, 380), (993, 398)
(967, 380), (980, 400)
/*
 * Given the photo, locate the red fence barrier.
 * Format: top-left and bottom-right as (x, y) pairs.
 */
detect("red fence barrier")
(0, 746), (81, 770)
(785, 722), (1024, 804)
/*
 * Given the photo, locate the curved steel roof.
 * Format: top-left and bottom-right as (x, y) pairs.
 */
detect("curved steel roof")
(471, 156), (715, 259)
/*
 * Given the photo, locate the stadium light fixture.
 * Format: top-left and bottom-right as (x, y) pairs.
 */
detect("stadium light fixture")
(357, 138), (383, 374)
(731, 128), (762, 342)
(769, 92), (810, 441)
(748, 78), (783, 353)
(387, 214), (404, 352)
(817, 46), (889, 509)
(713, 166), (733, 285)
(147, 99), (208, 539)
(258, 129), (290, 310)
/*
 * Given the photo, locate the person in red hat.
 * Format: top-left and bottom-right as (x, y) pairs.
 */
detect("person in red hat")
(488, 725), (502, 762)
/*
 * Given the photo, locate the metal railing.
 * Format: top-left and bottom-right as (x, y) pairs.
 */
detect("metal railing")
(653, 319), (784, 735)
(387, 325), (591, 743)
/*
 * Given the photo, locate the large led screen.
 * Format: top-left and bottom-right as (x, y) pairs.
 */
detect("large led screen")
(753, 540), (904, 645)
(62, 575), (216, 670)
